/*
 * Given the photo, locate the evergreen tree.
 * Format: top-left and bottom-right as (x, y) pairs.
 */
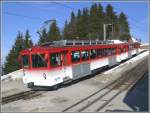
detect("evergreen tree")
(67, 11), (77, 39)
(80, 8), (89, 39)
(24, 29), (33, 48)
(71, 11), (75, 23)
(62, 3), (130, 41)
(4, 32), (24, 74)
(76, 9), (83, 39)
(63, 20), (69, 39)
(47, 21), (61, 41)
(88, 3), (105, 40)
(38, 28), (48, 44)
(118, 12), (130, 40)
(105, 4), (119, 40)
(96, 3), (105, 40)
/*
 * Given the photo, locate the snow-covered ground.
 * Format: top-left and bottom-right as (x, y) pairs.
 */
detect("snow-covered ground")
(104, 50), (149, 74)
(1, 69), (23, 81)
(141, 43), (149, 46)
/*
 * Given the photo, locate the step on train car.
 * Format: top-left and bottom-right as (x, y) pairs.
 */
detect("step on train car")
(19, 40), (140, 88)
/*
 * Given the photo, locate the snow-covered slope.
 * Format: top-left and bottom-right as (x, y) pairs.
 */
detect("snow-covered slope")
(104, 50), (149, 74)
(1, 69), (23, 81)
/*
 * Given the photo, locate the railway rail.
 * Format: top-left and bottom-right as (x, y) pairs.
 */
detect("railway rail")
(1, 90), (42, 104)
(62, 57), (148, 112)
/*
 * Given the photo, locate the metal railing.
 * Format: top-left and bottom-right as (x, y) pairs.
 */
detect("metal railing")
(41, 40), (114, 47)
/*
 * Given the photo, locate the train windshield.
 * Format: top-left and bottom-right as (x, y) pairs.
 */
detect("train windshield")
(32, 54), (47, 68)
(22, 55), (29, 68)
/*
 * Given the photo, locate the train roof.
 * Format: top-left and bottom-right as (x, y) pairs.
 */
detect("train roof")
(20, 40), (140, 54)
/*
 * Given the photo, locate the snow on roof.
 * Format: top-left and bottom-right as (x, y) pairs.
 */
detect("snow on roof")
(131, 37), (139, 42)
(109, 40), (125, 44)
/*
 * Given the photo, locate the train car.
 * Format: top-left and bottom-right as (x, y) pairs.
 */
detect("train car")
(19, 40), (140, 88)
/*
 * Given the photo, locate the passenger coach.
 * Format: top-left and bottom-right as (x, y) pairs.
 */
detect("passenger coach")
(19, 40), (140, 88)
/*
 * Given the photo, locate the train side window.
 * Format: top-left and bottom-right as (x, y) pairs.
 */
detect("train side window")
(71, 51), (80, 63)
(81, 50), (89, 61)
(97, 49), (102, 57)
(124, 48), (126, 52)
(103, 48), (106, 56)
(118, 48), (122, 53)
(104, 48), (109, 56)
(22, 55), (29, 68)
(107, 48), (112, 56)
(129, 45), (132, 50)
(100, 49), (104, 56)
(50, 53), (61, 67)
(90, 49), (96, 59)
(112, 48), (116, 55)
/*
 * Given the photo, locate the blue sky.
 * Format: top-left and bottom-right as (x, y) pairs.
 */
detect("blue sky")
(1, 1), (149, 64)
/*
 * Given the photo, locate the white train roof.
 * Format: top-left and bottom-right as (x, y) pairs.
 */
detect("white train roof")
(109, 40), (125, 44)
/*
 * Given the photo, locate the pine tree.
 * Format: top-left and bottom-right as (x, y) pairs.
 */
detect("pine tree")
(71, 11), (75, 23)
(67, 11), (77, 40)
(97, 3), (105, 40)
(62, 3), (130, 41)
(80, 8), (89, 39)
(76, 9), (83, 39)
(4, 32), (24, 74)
(24, 29), (33, 48)
(47, 21), (61, 41)
(38, 28), (48, 44)
(118, 12), (130, 40)
(63, 20), (69, 39)
(88, 3), (103, 40)
(105, 4), (119, 40)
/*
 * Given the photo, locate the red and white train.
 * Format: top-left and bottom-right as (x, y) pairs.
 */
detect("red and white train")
(20, 40), (140, 88)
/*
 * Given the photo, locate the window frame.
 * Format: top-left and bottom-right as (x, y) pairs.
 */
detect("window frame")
(50, 52), (62, 68)
(81, 50), (89, 61)
(71, 50), (81, 64)
(90, 49), (97, 59)
(22, 55), (30, 68)
(31, 53), (48, 68)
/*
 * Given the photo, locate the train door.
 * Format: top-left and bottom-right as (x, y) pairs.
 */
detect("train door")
(61, 51), (71, 81)
(117, 46), (122, 62)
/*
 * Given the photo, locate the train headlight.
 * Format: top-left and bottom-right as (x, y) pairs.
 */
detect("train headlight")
(43, 73), (46, 79)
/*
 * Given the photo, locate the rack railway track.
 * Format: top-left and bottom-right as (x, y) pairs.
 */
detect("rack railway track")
(62, 57), (148, 112)
(1, 90), (42, 104)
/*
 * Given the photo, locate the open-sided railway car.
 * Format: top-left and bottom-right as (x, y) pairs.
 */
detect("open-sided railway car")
(19, 40), (140, 88)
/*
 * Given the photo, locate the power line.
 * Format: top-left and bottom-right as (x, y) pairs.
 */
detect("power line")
(2, 11), (45, 21)
(2, 11), (64, 25)
(52, 2), (76, 11)
(13, 3), (69, 20)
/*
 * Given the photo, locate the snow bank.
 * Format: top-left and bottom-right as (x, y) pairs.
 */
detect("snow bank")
(104, 51), (149, 74)
(141, 43), (149, 46)
(1, 69), (23, 81)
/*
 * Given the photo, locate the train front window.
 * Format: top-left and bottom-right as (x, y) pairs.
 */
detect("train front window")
(50, 53), (61, 67)
(22, 55), (29, 68)
(32, 54), (47, 68)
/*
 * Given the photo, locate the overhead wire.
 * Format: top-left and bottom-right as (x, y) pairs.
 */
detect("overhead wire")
(2, 11), (64, 25)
